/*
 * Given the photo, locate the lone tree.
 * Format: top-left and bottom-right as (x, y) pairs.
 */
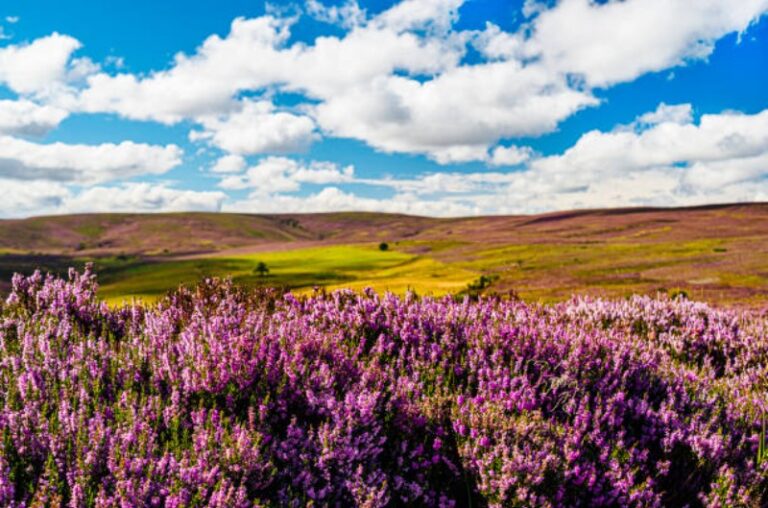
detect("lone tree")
(253, 261), (270, 277)
(378, 242), (389, 251)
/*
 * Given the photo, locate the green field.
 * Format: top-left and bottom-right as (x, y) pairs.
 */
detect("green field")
(93, 237), (765, 306)
(97, 244), (479, 305)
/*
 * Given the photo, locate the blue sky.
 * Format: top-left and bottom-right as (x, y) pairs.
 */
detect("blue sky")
(0, 0), (766, 217)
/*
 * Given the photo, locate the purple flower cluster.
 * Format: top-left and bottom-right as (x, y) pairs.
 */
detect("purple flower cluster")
(1, 266), (767, 506)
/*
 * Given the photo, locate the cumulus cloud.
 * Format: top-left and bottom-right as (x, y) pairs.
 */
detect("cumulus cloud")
(211, 154), (247, 174)
(0, 136), (182, 184)
(0, 99), (68, 136)
(1, 1), (767, 218)
(472, 23), (525, 61)
(367, 171), (522, 196)
(227, 104), (768, 215)
(305, 0), (366, 29)
(0, 179), (70, 217)
(313, 65), (595, 162)
(191, 100), (317, 155)
(635, 103), (694, 127)
(0, 180), (225, 217)
(77, 10), (460, 123)
(0, 33), (83, 95)
(67, 0), (767, 164)
(4, 104), (767, 218)
(77, 16), (293, 123)
(532, 106), (768, 182)
(526, 0), (768, 87)
(65, 183), (226, 213)
(373, 0), (463, 33)
(218, 156), (354, 195)
(493, 105), (768, 212)
(489, 145), (533, 166)
(226, 186), (476, 216)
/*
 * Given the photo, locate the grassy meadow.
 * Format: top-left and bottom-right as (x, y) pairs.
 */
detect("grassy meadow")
(95, 244), (478, 305)
(94, 237), (760, 305)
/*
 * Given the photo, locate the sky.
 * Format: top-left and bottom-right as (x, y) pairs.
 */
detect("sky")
(0, 0), (767, 218)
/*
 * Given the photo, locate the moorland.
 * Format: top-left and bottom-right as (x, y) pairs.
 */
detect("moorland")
(1, 202), (767, 306)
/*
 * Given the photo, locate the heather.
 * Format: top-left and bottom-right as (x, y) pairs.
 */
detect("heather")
(1, 267), (767, 506)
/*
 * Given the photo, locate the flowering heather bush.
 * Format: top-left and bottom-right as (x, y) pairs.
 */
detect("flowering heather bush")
(1, 266), (768, 506)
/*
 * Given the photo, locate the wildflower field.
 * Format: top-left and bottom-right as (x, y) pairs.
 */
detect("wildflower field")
(1, 266), (767, 506)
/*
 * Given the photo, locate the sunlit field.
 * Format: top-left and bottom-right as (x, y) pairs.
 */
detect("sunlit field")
(96, 244), (478, 305)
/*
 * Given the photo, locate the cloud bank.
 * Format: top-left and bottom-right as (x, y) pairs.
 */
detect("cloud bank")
(0, 0), (766, 216)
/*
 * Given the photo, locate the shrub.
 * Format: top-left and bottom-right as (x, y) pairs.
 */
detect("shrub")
(0, 267), (766, 506)
(253, 261), (270, 277)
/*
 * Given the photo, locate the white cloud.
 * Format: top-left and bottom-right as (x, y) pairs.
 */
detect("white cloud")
(0, 179), (70, 217)
(533, 107), (768, 180)
(496, 105), (768, 211)
(77, 11), (460, 124)
(522, 0), (548, 19)
(428, 145), (491, 165)
(0, 180), (225, 217)
(526, 0), (768, 87)
(635, 103), (693, 126)
(373, 0), (463, 33)
(0, 33), (82, 95)
(68, 0), (768, 164)
(0, 1), (766, 219)
(4, 105), (766, 218)
(368, 170), (521, 196)
(0, 99), (68, 136)
(191, 100), (317, 155)
(211, 154), (246, 174)
(77, 16), (293, 123)
(211, 104), (768, 216)
(0, 136), (182, 184)
(472, 23), (525, 61)
(65, 183), (226, 213)
(317, 0), (764, 162)
(218, 156), (354, 195)
(489, 145), (533, 166)
(306, 0), (366, 29)
(225, 186), (476, 216)
(314, 66), (595, 162)
(232, 104), (768, 215)
(66, 57), (100, 84)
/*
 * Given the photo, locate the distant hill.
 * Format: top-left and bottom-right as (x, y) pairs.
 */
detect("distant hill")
(0, 212), (440, 256)
(1, 203), (767, 306)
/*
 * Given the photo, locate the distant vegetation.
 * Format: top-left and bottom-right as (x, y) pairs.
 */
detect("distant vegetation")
(1, 204), (768, 306)
(253, 261), (270, 277)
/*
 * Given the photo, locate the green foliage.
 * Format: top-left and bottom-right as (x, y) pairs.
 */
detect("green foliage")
(378, 242), (389, 252)
(254, 261), (270, 277)
(467, 274), (498, 292)
(757, 414), (768, 466)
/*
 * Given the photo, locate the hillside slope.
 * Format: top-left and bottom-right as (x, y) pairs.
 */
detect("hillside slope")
(1, 203), (767, 306)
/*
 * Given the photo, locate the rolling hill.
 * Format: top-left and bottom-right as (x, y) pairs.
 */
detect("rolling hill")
(1, 203), (767, 306)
